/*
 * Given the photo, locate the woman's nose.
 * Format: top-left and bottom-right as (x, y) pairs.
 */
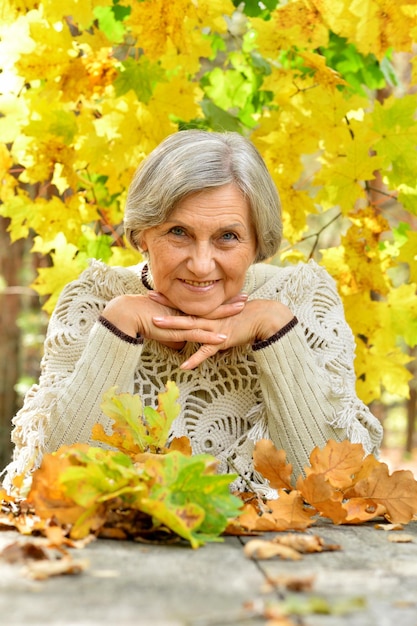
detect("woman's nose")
(186, 243), (216, 276)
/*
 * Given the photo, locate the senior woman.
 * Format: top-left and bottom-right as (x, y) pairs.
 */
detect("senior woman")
(3, 130), (383, 495)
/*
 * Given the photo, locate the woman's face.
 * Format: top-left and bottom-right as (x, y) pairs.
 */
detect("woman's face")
(140, 183), (257, 316)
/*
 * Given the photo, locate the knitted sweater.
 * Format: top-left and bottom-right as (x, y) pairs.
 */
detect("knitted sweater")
(2, 259), (383, 495)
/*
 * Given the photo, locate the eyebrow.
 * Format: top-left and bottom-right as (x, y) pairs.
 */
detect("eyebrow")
(164, 219), (247, 232)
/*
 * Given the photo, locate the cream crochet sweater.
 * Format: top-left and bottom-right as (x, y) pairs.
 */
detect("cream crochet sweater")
(3, 259), (383, 495)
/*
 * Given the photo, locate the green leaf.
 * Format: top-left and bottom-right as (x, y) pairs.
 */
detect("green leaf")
(114, 58), (165, 104)
(141, 451), (242, 547)
(94, 6), (126, 44)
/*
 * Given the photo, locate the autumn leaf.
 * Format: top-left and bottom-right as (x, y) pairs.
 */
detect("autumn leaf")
(296, 472), (347, 524)
(237, 490), (315, 532)
(140, 451), (242, 548)
(346, 464), (417, 524)
(93, 381), (180, 455)
(253, 439), (293, 490)
(27, 445), (92, 528)
(305, 439), (366, 490)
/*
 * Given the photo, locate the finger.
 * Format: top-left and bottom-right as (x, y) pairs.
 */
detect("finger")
(204, 300), (245, 320)
(152, 319), (227, 344)
(147, 291), (177, 309)
(180, 343), (221, 370)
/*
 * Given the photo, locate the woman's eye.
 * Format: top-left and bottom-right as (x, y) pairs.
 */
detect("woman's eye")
(221, 232), (238, 241)
(169, 226), (186, 236)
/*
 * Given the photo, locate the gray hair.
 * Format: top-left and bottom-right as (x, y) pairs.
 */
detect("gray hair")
(124, 130), (282, 262)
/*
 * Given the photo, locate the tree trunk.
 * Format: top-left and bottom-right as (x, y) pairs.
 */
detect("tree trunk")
(0, 217), (24, 469)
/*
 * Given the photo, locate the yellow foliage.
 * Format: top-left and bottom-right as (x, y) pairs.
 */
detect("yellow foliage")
(251, 1), (329, 56)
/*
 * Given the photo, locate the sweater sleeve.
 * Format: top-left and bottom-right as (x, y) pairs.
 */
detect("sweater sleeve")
(2, 261), (144, 489)
(251, 261), (383, 479)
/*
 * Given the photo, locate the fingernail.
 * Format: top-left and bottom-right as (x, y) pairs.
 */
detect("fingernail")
(153, 316), (164, 322)
(233, 301), (245, 308)
(217, 334), (227, 340)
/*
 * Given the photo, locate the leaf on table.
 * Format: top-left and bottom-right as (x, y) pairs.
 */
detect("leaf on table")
(296, 473), (347, 524)
(27, 445), (91, 527)
(253, 439), (293, 490)
(139, 451), (242, 548)
(374, 523), (404, 531)
(237, 490), (315, 532)
(25, 554), (89, 580)
(305, 439), (366, 490)
(272, 533), (340, 554)
(387, 533), (414, 543)
(347, 464), (417, 523)
(342, 497), (387, 523)
(1, 540), (50, 563)
(243, 538), (302, 560)
(262, 574), (315, 593)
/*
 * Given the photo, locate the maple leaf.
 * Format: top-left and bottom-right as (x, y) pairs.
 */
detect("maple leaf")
(253, 439), (293, 490)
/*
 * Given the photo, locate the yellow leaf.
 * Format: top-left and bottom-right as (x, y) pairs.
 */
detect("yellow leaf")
(251, 1), (329, 58)
(32, 235), (87, 313)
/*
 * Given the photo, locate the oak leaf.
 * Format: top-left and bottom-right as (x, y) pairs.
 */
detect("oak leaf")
(305, 439), (367, 490)
(237, 490), (315, 532)
(253, 439), (293, 490)
(346, 465), (417, 524)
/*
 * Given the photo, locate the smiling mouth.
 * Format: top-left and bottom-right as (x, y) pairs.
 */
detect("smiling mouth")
(181, 279), (217, 287)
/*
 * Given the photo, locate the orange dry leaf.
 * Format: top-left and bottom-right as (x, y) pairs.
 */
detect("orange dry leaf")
(346, 464), (417, 524)
(272, 533), (340, 554)
(296, 473), (347, 524)
(168, 436), (192, 456)
(27, 445), (102, 529)
(237, 490), (315, 532)
(305, 439), (366, 489)
(253, 439), (293, 490)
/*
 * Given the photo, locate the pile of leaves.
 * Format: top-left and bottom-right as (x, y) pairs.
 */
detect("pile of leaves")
(1, 382), (417, 557)
(1, 382), (242, 549)
(231, 438), (417, 533)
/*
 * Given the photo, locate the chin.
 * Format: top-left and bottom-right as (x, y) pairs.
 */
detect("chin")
(178, 302), (220, 317)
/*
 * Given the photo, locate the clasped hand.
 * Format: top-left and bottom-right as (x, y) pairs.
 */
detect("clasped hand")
(101, 291), (293, 370)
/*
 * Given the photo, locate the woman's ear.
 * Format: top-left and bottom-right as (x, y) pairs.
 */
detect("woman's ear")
(135, 232), (147, 251)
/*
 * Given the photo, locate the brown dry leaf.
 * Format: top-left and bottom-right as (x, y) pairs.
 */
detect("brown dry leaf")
(25, 555), (89, 580)
(237, 490), (316, 532)
(348, 464), (417, 523)
(243, 538), (302, 560)
(263, 574), (315, 593)
(387, 534), (414, 543)
(296, 473), (347, 524)
(375, 523), (404, 531)
(1, 540), (50, 564)
(342, 497), (387, 523)
(27, 445), (91, 526)
(306, 439), (366, 489)
(272, 533), (340, 554)
(253, 439), (293, 490)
